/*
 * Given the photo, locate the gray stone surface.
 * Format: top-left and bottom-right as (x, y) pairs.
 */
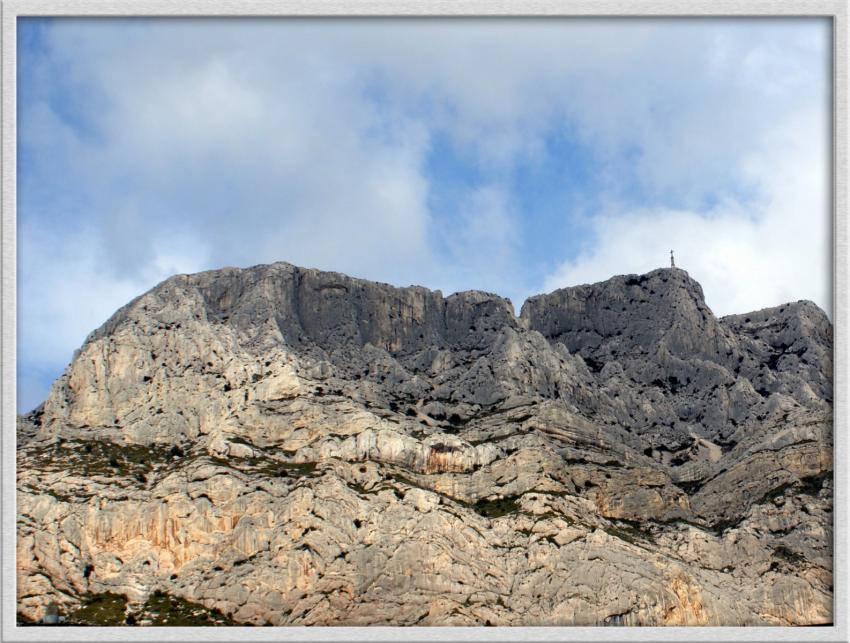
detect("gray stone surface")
(16, 262), (832, 626)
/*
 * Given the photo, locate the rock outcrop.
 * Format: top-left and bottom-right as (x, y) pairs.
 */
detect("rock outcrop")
(17, 262), (833, 626)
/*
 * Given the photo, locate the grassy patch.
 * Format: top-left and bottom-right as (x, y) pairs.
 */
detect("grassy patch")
(659, 516), (713, 532)
(63, 590), (238, 626)
(466, 433), (516, 447)
(16, 611), (37, 625)
(348, 481), (379, 496)
(758, 482), (795, 506)
(207, 454), (318, 480)
(67, 592), (129, 625)
(140, 590), (236, 626)
(773, 545), (805, 565)
(22, 440), (175, 482)
(521, 510), (574, 525)
(388, 472), (420, 488)
(753, 474), (831, 509)
(604, 520), (656, 545)
(269, 461), (318, 477)
(44, 489), (78, 503)
(710, 516), (743, 535)
(673, 479), (704, 495)
(472, 496), (521, 519)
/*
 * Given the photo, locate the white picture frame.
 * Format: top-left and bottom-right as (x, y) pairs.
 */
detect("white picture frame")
(1, 2), (847, 642)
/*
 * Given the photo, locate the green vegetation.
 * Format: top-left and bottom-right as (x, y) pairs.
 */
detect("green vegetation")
(758, 482), (795, 506)
(673, 479), (704, 495)
(387, 472), (419, 488)
(57, 590), (237, 626)
(348, 481), (378, 496)
(16, 611), (37, 625)
(659, 516), (713, 532)
(799, 473), (829, 496)
(710, 516), (743, 535)
(67, 592), (129, 625)
(753, 473), (831, 509)
(472, 496), (521, 518)
(521, 510), (574, 524)
(268, 460), (318, 477)
(23, 439), (175, 482)
(208, 453), (319, 480)
(43, 489), (77, 503)
(23, 437), (325, 489)
(773, 545), (805, 565)
(140, 590), (236, 626)
(604, 520), (656, 545)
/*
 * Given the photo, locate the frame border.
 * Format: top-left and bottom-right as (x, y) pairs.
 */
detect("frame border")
(2, 2), (847, 642)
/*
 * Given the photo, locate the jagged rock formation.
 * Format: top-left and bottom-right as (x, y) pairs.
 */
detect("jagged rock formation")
(17, 263), (833, 626)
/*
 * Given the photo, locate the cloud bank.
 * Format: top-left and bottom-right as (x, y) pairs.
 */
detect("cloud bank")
(17, 17), (832, 411)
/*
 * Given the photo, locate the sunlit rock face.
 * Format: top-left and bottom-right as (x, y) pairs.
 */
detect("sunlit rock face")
(17, 262), (833, 626)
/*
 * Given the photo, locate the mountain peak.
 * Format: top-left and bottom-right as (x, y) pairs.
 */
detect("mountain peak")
(18, 258), (833, 627)
(520, 266), (721, 361)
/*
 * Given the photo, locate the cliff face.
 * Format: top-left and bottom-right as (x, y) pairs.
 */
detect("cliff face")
(17, 262), (833, 626)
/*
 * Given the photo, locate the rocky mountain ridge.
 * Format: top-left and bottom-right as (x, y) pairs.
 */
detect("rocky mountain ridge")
(17, 261), (833, 626)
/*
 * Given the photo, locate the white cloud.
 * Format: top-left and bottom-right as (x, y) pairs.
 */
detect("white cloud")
(17, 219), (211, 411)
(431, 185), (524, 302)
(542, 103), (832, 318)
(25, 19), (442, 284)
(539, 19), (832, 318)
(17, 17), (832, 411)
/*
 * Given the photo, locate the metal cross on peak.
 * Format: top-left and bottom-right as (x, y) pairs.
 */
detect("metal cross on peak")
(670, 249), (675, 268)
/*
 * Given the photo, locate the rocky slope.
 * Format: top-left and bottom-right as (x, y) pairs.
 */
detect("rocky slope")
(17, 262), (833, 626)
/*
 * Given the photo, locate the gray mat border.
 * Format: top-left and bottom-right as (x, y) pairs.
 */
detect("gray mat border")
(1, 1), (847, 641)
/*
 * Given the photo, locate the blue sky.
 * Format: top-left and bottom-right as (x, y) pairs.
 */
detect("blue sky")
(17, 17), (832, 412)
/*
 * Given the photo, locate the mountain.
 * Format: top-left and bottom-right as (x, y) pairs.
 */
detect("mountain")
(16, 262), (833, 626)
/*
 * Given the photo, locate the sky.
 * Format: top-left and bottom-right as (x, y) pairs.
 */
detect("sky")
(16, 17), (832, 413)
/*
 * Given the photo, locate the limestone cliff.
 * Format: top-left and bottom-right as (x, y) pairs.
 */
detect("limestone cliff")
(17, 262), (833, 626)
